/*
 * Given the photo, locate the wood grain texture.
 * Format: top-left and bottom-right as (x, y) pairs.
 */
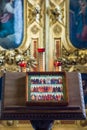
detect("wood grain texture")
(1, 72), (86, 120)
(3, 72), (26, 106)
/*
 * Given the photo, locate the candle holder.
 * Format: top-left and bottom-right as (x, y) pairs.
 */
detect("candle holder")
(37, 48), (45, 71)
(19, 61), (27, 72)
(54, 60), (62, 72)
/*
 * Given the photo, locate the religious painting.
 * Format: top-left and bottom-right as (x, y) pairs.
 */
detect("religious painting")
(69, 0), (87, 49)
(0, 0), (24, 49)
(81, 73), (87, 108)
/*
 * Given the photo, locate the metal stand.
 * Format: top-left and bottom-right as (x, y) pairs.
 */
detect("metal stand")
(30, 120), (54, 130)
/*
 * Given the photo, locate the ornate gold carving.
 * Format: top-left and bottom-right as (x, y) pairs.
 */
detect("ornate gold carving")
(0, 0), (86, 73)
(0, 0), (87, 127)
(0, 119), (87, 128)
(27, 1), (43, 25)
(28, 0), (42, 5)
(0, 1), (38, 72)
(80, 120), (87, 127)
(31, 25), (40, 34)
(49, 0), (64, 25)
(53, 24), (62, 34)
(51, 0), (64, 5)
(2, 120), (18, 127)
(60, 46), (87, 72)
(0, 46), (37, 72)
(53, 0), (87, 73)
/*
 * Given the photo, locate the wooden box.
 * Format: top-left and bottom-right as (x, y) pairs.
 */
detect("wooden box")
(0, 72), (86, 120)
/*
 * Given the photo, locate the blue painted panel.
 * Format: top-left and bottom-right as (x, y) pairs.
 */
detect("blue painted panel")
(0, 0), (24, 49)
(70, 0), (87, 49)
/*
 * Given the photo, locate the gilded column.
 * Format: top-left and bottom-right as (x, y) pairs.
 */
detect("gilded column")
(45, 0), (50, 71)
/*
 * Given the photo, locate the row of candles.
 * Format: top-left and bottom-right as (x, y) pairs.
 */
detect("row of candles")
(18, 48), (62, 72)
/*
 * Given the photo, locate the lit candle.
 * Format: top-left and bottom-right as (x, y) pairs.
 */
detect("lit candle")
(38, 48), (45, 71)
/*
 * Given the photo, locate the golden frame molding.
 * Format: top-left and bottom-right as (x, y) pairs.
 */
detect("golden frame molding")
(0, 119), (87, 129)
(61, 0), (87, 72)
(0, 0), (87, 73)
(0, 0), (37, 72)
(0, 0), (28, 51)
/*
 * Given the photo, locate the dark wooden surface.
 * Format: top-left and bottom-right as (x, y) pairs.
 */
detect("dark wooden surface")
(0, 72), (86, 120)
(3, 72), (26, 107)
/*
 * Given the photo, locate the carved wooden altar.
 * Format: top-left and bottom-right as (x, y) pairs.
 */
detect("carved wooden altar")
(0, 72), (86, 120)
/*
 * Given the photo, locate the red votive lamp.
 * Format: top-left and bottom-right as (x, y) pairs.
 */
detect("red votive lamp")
(37, 48), (45, 53)
(37, 48), (45, 71)
(54, 60), (62, 71)
(19, 61), (27, 72)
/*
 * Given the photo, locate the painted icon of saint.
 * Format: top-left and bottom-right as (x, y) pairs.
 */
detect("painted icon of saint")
(0, 0), (23, 49)
(70, 0), (87, 49)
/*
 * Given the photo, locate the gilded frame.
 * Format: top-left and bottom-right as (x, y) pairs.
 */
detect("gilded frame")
(0, 0), (31, 72)
(62, 0), (87, 51)
(17, 0), (28, 52)
(0, 0), (86, 73)
(0, 0), (28, 51)
(60, 0), (87, 73)
(0, 0), (42, 72)
(65, 0), (85, 51)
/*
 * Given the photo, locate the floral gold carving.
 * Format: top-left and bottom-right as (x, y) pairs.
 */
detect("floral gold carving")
(53, 24), (62, 34)
(49, 0), (64, 25)
(31, 25), (40, 34)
